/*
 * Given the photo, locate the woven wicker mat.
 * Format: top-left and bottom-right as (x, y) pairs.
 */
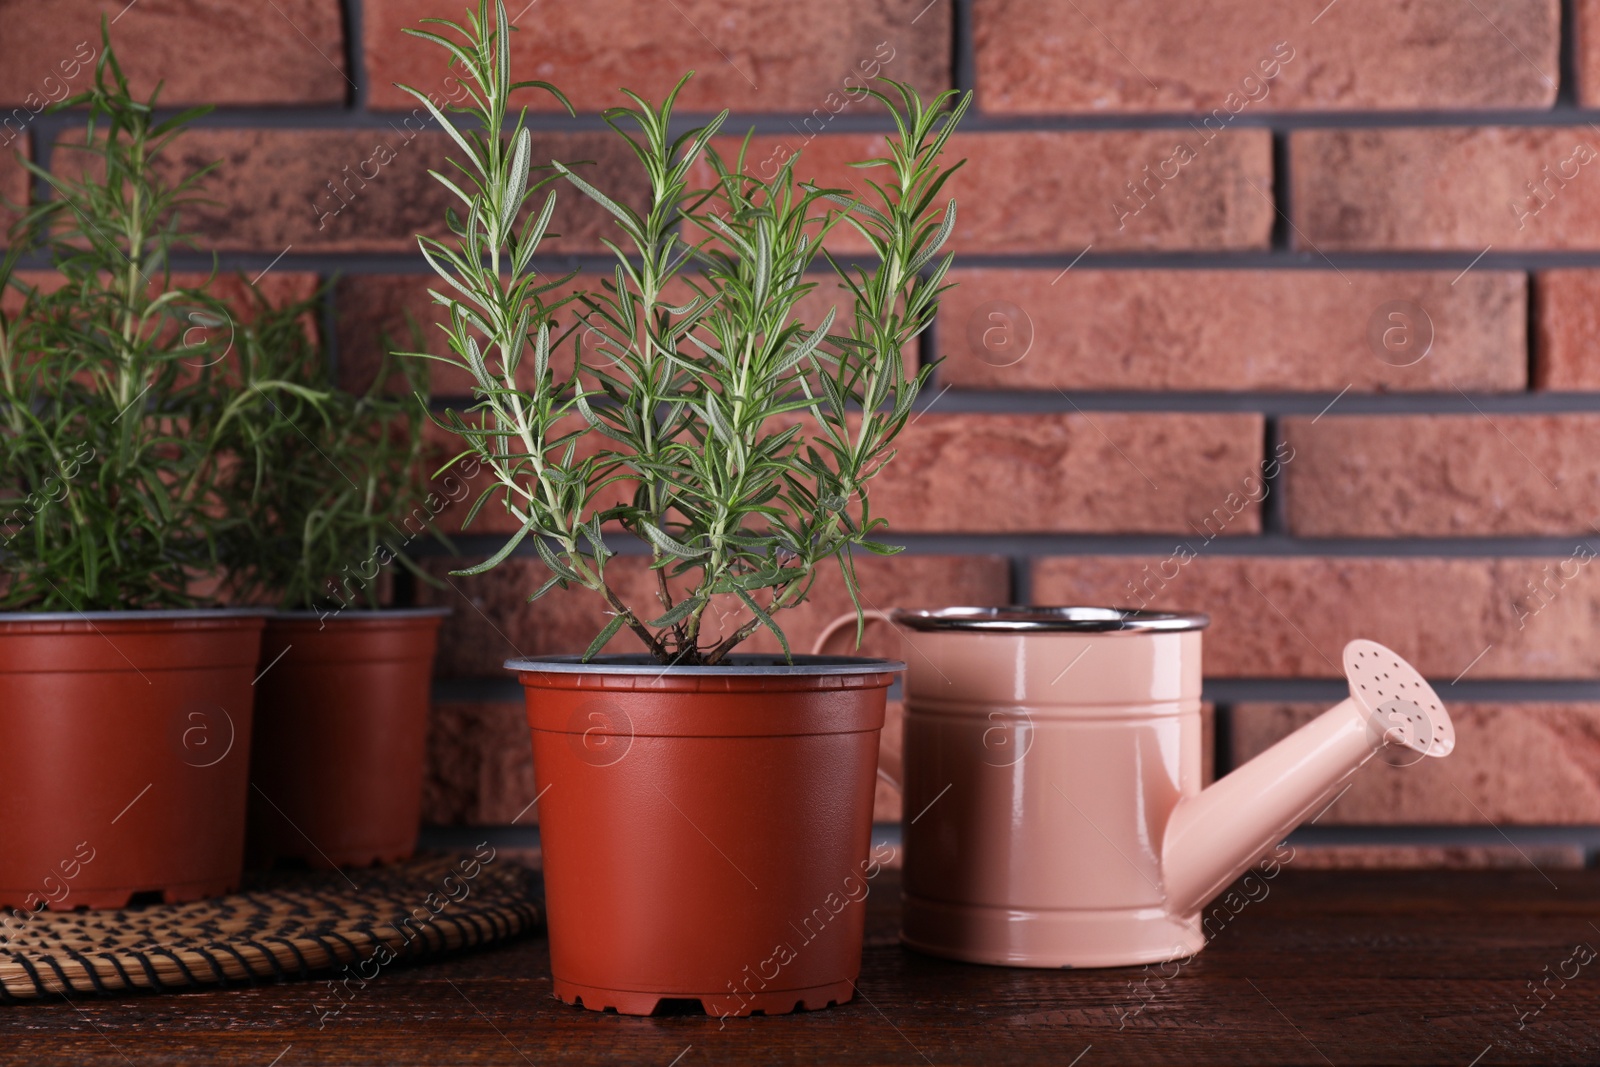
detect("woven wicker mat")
(0, 852), (542, 1001)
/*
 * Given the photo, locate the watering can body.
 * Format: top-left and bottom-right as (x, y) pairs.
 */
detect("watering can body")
(878, 607), (1453, 969)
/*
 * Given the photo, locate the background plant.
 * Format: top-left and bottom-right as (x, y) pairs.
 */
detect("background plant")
(402, 0), (968, 663)
(218, 295), (439, 612)
(0, 28), (256, 611)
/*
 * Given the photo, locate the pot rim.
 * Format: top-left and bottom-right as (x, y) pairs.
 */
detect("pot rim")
(0, 607), (272, 622)
(891, 605), (1209, 633)
(267, 606), (452, 620)
(505, 653), (905, 676)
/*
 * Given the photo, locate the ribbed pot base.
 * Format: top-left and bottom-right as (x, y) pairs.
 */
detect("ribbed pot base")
(555, 977), (856, 1017)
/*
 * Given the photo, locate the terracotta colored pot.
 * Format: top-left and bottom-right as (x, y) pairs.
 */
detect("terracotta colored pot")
(509, 653), (900, 1018)
(0, 610), (265, 910)
(246, 608), (447, 869)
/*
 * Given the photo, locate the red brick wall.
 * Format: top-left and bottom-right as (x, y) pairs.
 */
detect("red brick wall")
(9, 0), (1600, 868)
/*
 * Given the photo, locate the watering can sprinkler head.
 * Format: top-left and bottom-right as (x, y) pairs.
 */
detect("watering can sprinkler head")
(1344, 639), (1455, 762)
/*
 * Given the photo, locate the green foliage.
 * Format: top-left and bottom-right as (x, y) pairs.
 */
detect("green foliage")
(217, 295), (438, 612)
(401, 0), (969, 664)
(0, 26), (250, 610)
(212, 287), (441, 614)
(0, 24), (435, 614)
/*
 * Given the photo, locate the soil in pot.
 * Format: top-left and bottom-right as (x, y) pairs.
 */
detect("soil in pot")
(0, 611), (265, 910)
(246, 608), (446, 870)
(510, 653), (900, 1018)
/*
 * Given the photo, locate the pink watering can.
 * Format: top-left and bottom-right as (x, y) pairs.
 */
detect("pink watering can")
(816, 606), (1455, 968)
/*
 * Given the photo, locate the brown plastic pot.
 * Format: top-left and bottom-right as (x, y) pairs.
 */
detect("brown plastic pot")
(0, 610), (265, 910)
(509, 653), (901, 1018)
(246, 608), (447, 869)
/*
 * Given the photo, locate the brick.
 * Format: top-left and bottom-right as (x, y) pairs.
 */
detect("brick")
(187, 270), (325, 374)
(870, 413), (1265, 533)
(1535, 270), (1600, 389)
(1264, 845), (1585, 870)
(334, 273), (595, 397)
(1579, 0), (1600, 107)
(424, 700), (536, 825)
(1292, 128), (1600, 250)
(938, 270), (1525, 392)
(1, 136), (28, 235)
(1284, 415), (1600, 537)
(1031, 556), (1600, 679)
(334, 274), (438, 393)
(413, 421), (492, 535)
(977, 0), (1558, 114)
(205, 271), (323, 318)
(0, 1), (347, 107)
(1235, 702), (1600, 825)
(122, 129), (647, 254)
(364, 0), (949, 114)
(419, 553), (1010, 677)
(420, 412), (1266, 538)
(416, 421), (506, 537)
(712, 131), (1273, 253)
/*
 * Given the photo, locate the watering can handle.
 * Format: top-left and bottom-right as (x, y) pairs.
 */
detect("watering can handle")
(811, 610), (904, 793)
(809, 609), (897, 657)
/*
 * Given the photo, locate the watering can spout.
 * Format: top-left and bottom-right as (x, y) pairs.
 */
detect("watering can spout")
(1161, 639), (1454, 917)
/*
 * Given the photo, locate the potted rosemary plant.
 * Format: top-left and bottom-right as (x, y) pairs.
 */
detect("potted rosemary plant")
(403, 0), (968, 1015)
(220, 294), (449, 869)
(0, 34), (269, 909)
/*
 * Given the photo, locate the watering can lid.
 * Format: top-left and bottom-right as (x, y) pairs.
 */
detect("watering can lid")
(891, 606), (1209, 633)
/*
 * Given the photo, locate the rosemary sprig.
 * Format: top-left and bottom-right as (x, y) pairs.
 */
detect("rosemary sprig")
(402, 0), (969, 664)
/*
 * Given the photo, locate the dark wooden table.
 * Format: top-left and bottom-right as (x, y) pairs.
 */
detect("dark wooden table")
(4, 868), (1599, 1066)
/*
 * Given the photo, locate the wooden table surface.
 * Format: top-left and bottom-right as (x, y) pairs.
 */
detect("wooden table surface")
(4, 867), (1599, 1066)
